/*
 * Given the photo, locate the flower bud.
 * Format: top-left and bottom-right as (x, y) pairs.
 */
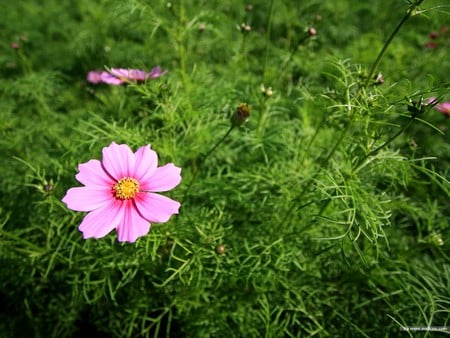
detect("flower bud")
(373, 72), (384, 85)
(307, 27), (317, 36)
(231, 103), (250, 127)
(215, 244), (226, 254)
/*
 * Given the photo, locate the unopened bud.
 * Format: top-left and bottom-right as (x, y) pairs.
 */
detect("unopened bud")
(215, 244), (226, 255)
(373, 72), (384, 85)
(240, 23), (251, 32)
(261, 84), (273, 97)
(307, 27), (317, 36)
(231, 103), (250, 127)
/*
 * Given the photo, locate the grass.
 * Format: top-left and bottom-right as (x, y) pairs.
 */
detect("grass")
(1, 0), (449, 337)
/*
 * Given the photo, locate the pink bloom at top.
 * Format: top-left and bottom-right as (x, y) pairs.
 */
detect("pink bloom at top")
(62, 142), (182, 242)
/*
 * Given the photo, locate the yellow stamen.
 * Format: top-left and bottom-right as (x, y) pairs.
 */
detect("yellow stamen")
(113, 177), (140, 200)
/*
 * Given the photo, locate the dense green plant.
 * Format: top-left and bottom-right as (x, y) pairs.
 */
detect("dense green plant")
(1, 0), (449, 337)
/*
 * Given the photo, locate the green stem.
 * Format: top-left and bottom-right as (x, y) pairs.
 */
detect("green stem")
(182, 126), (235, 202)
(262, 0), (275, 84)
(353, 116), (415, 174)
(363, 0), (424, 89)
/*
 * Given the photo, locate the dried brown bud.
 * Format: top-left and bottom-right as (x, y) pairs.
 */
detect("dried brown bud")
(231, 103), (250, 127)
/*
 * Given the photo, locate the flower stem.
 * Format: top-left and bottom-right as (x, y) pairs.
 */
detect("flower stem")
(352, 116), (415, 174)
(262, 0), (275, 84)
(183, 126), (235, 202)
(363, 0), (424, 90)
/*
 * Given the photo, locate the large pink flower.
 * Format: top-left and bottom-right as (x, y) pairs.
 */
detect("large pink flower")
(62, 142), (182, 242)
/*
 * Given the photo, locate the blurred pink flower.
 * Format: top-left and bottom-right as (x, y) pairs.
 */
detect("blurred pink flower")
(423, 41), (437, 49)
(86, 71), (103, 84)
(86, 66), (168, 85)
(62, 142), (182, 242)
(428, 97), (450, 117)
(100, 71), (124, 85)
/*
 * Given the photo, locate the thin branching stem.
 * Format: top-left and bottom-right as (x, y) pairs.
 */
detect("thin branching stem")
(262, 0), (275, 84)
(363, 0), (425, 89)
(353, 116), (416, 174)
(182, 126), (235, 202)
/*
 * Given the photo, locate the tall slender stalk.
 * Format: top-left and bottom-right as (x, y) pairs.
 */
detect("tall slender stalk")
(262, 0), (275, 84)
(363, 0), (424, 89)
(287, 0), (426, 219)
(182, 126), (235, 203)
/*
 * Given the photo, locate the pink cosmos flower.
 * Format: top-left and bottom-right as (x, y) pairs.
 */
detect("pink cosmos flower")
(62, 142), (182, 242)
(86, 66), (168, 85)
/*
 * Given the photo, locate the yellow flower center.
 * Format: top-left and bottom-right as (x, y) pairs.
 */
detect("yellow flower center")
(112, 177), (140, 200)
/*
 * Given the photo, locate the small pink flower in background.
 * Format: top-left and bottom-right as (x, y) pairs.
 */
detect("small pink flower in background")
(10, 42), (19, 49)
(62, 142), (182, 242)
(86, 66), (168, 85)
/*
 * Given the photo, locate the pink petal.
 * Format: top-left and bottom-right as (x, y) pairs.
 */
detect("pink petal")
(78, 200), (123, 239)
(100, 71), (124, 85)
(132, 144), (158, 182)
(75, 159), (115, 187)
(140, 163), (181, 192)
(87, 71), (102, 84)
(110, 68), (129, 78)
(134, 193), (180, 223)
(102, 142), (135, 180)
(129, 69), (147, 81)
(62, 186), (113, 212)
(116, 201), (151, 242)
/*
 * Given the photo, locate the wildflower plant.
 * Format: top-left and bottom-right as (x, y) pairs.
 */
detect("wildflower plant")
(0, 0), (449, 337)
